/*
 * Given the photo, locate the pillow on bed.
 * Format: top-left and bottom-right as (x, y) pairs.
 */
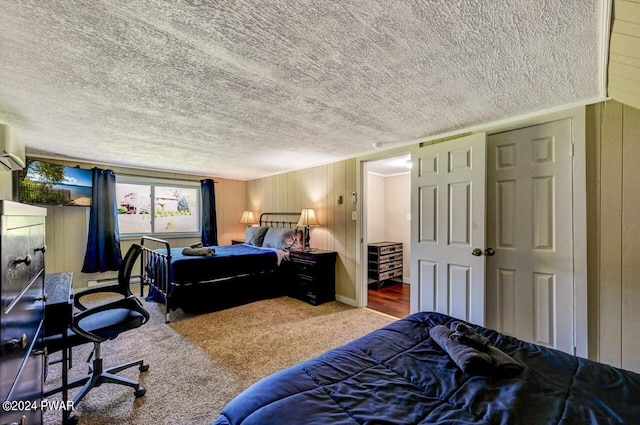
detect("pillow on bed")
(262, 228), (304, 251)
(245, 226), (269, 246)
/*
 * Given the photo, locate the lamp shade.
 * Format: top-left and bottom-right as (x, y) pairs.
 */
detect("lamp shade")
(240, 211), (257, 224)
(297, 208), (320, 227)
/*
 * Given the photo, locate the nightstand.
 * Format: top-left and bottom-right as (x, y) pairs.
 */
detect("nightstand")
(231, 239), (245, 245)
(288, 250), (337, 305)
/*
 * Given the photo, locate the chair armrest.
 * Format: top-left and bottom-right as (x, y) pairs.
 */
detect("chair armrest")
(71, 296), (150, 343)
(74, 285), (129, 310)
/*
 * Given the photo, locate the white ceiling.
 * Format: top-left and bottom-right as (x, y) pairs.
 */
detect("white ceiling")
(0, 1), (608, 180)
(367, 154), (411, 177)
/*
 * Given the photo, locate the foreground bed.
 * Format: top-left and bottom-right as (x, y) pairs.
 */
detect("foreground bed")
(214, 311), (640, 425)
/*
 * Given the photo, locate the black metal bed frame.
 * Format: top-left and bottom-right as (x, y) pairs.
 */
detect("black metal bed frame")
(139, 212), (301, 322)
(139, 236), (172, 322)
(258, 212), (300, 228)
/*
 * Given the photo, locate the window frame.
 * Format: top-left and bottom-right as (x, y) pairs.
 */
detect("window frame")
(115, 175), (201, 240)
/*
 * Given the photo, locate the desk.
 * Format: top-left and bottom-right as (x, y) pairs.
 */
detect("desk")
(44, 272), (73, 424)
(45, 272), (74, 336)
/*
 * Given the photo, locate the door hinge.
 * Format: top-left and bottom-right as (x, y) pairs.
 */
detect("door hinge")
(569, 144), (575, 157)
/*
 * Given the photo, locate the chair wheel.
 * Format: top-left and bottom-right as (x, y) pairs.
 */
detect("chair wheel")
(139, 364), (149, 372)
(134, 387), (146, 398)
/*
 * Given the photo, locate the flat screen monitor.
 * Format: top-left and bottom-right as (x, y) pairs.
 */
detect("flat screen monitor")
(19, 160), (93, 206)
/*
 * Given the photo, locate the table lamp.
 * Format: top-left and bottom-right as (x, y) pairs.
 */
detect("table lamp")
(297, 208), (320, 251)
(240, 211), (257, 227)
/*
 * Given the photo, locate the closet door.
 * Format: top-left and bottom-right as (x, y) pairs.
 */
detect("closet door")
(411, 133), (486, 326)
(486, 119), (574, 354)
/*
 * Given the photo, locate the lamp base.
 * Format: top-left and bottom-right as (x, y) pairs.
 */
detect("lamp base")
(303, 226), (311, 250)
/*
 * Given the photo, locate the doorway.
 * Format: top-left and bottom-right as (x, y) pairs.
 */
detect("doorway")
(363, 155), (411, 318)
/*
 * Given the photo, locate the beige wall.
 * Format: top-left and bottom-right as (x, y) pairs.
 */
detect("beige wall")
(246, 159), (358, 301)
(367, 172), (411, 282)
(366, 173), (385, 243)
(0, 171), (13, 200)
(0, 171), (11, 200)
(608, 0), (640, 110)
(247, 163), (408, 304)
(7, 157), (246, 289)
(586, 100), (640, 372)
(384, 174), (411, 281)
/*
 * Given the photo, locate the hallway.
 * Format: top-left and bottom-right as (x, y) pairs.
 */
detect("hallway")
(367, 282), (410, 318)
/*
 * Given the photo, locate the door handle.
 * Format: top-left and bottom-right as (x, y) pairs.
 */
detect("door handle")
(471, 248), (483, 256)
(484, 248), (496, 256)
(5, 333), (28, 350)
(13, 255), (32, 266)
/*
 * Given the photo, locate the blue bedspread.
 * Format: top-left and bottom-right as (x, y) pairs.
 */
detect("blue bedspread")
(168, 244), (278, 285)
(213, 312), (640, 425)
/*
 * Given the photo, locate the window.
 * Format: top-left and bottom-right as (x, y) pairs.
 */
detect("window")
(116, 178), (200, 237)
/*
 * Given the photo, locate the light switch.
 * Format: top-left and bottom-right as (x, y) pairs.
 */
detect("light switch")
(352, 211), (357, 221)
(406, 213), (411, 221)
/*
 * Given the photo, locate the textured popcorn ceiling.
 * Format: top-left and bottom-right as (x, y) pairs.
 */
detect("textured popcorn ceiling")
(1, 1), (606, 180)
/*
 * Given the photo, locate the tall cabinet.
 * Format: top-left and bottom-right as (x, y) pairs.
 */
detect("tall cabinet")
(1, 201), (47, 425)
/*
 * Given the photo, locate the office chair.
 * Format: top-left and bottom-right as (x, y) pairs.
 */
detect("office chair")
(73, 243), (140, 311)
(45, 243), (142, 384)
(44, 244), (150, 416)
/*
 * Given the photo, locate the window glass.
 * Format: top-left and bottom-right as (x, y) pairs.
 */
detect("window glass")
(116, 180), (200, 237)
(116, 183), (152, 234)
(154, 186), (199, 234)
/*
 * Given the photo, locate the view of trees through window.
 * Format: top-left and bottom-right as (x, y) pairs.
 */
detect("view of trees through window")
(116, 181), (199, 235)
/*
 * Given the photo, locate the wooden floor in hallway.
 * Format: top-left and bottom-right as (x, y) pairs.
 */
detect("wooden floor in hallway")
(367, 281), (410, 318)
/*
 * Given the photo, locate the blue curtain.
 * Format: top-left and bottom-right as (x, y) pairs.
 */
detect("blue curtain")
(82, 168), (122, 273)
(201, 179), (218, 246)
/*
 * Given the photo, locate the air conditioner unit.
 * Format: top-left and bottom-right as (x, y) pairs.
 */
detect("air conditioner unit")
(0, 123), (26, 171)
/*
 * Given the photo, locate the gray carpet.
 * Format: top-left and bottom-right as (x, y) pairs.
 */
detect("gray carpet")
(43, 295), (395, 424)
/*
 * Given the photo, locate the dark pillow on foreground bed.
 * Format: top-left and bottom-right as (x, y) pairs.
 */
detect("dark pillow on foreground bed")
(263, 227), (303, 250)
(245, 226), (269, 246)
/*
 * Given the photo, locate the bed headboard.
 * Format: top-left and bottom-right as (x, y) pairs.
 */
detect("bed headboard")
(259, 212), (300, 228)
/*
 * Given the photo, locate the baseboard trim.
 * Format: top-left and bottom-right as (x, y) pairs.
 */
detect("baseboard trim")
(87, 277), (141, 288)
(364, 307), (399, 320)
(335, 294), (357, 307)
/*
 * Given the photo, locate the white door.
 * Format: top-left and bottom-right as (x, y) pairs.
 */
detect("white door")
(485, 120), (574, 354)
(410, 133), (486, 326)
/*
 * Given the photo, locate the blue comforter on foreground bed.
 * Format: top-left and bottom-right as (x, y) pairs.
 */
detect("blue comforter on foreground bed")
(214, 312), (640, 425)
